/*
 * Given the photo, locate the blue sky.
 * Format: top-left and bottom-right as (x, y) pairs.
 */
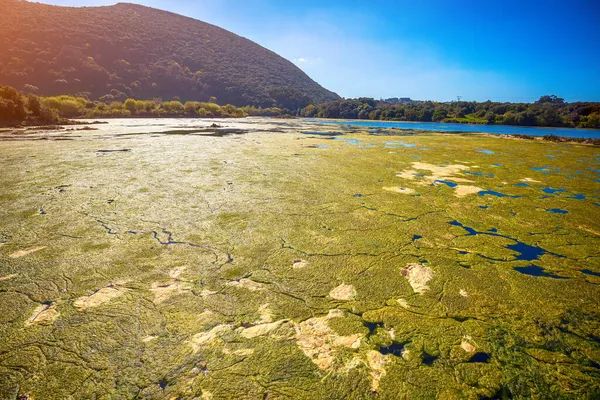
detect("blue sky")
(38, 0), (600, 102)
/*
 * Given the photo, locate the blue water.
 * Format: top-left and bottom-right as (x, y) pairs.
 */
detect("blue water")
(307, 119), (600, 138)
(479, 190), (520, 198)
(434, 180), (458, 188)
(547, 208), (568, 214)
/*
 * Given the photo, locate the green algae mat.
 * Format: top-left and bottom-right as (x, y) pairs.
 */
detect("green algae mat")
(1, 119), (599, 399)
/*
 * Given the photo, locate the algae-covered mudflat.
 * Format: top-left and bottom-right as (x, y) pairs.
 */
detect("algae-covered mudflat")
(1, 118), (599, 399)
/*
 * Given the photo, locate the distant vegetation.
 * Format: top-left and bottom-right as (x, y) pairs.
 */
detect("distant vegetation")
(0, 85), (286, 126)
(299, 96), (600, 128)
(0, 1), (339, 107)
(3, 82), (599, 131)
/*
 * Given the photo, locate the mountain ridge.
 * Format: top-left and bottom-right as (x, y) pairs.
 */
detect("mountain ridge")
(0, 0), (340, 107)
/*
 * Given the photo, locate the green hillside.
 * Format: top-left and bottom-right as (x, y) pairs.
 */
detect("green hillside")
(0, 0), (340, 107)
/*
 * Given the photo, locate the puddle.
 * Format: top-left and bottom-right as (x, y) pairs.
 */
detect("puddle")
(422, 352), (438, 365)
(514, 182), (530, 187)
(478, 190), (520, 198)
(411, 235), (422, 242)
(379, 342), (404, 357)
(566, 194), (586, 200)
(385, 141), (416, 148)
(477, 150), (495, 155)
(514, 265), (566, 279)
(334, 137), (361, 145)
(581, 269), (600, 277)
(546, 208), (568, 214)
(542, 187), (564, 194)
(364, 321), (384, 333)
(434, 180), (458, 188)
(468, 352), (491, 363)
(531, 166), (549, 171)
(449, 220), (561, 262)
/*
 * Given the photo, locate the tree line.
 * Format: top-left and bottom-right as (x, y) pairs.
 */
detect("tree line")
(2, 84), (598, 130)
(299, 96), (600, 129)
(0, 84), (286, 126)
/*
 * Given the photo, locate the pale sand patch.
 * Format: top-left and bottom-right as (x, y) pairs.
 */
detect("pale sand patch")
(329, 283), (357, 300)
(142, 336), (157, 343)
(222, 348), (254, 356)
(256, 303), (274, 323)
(168, 266), (187, 279)
(150, 280), (187, 303)
(401, 263), (433, 294)
(25, 303), (59, 326)
(382, 186), (415, 194)
(190, 324), (233, 352)
(396, 298), (410, 308)
(239, 320), (288, 339)
(0, 273), (18, 281)
(521, 177), (541, 183)
(578, 225), (600, 237)
(396, 162), (484, 197)
(461, 336), (476, 353)
(200, 289), (218, 297)
(226, 278), (264, 291)
(201, 391), (213, 400)
(295, 309), (362, 370)
(460, 289), (468, 297)
(454, 185), (483, 197)
(9, 246), (46, 259)
(74, 285), (127, 309)
(367, 350), (388, 392)
(292, 259), (309, 269)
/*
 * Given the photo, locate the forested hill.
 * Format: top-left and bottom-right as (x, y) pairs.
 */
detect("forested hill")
(0, 0), (340, 107)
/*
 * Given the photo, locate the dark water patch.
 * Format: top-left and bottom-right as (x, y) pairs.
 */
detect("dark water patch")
(422, 353), (438, 365)
(379, 342), (404, 357)
(542, 187), (564, 194)
(459, 262), (471, 269)
(493, 163), (503, 167)
(158, 378), (168, 390)
(364, 321), (384, 333)
(531, 166), (549, 171)
(514, 182), (530, 187)
(479, 205), (489, 209)
(434, 180), (458, 188)
(127, 231), (137, 235)
(489, 228), (498, 232)
(96, 149), (131, 153)
(449, 220), (562, 262)
(353, 193), (364, 198)
(39, 209), (46, 215)
(469, 352), (491, 363)
(514, 265), (566, 279)
(508, 243), (546, 261)
(479, 190), (520, 198)
(588, 334), (600, 344)
(450, 316), (472, 322)
(412, 235), (423, 242)
(300, 131), (342, 137)
(582, 269), (600, 278)
(566, 193), (586, 200)
(546, 208), (568, 214)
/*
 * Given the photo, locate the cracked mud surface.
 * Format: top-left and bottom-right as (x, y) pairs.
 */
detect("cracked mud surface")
(1, 117), (599, 399)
